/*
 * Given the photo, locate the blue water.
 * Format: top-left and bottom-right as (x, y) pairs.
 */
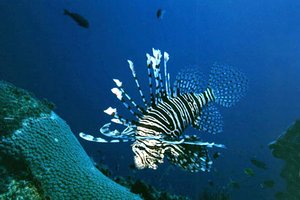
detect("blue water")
(1, 0), (300, 199)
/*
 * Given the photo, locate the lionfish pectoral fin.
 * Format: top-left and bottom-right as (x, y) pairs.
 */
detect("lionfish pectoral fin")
(99, 123), (119, 136)
(100, 122), (122, 137)
(165, 135), (226, 172)
(130, 136), (224, 172)
(182, 135), (226, 148)
(79, 132), (131, 143)
(79, 123), (136, 143)
(100, 122), (136, 139)
(166, 142), (212, 172)
(193, 105), (223, 134)
(79, 132), (108, 143)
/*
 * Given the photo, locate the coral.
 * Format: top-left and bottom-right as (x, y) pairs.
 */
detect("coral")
(114, 176), (189, 200)
(0, 180), (42, 200)
(0, 81), (54, 136)
(198, 188), (230, 200)
(0, 81), (140, 199)
(269, 120), (300, 200)
(95, 162), (189, 200)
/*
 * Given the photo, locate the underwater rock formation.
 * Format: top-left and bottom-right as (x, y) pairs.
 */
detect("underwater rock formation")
(269, 120), (300, 200)
(115, 177), (189, 200)
(198, 188), (230, 200)
(0, 81), (140, 199)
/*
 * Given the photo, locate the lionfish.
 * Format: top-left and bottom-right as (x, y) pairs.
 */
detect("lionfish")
(80, 48), (247, 172)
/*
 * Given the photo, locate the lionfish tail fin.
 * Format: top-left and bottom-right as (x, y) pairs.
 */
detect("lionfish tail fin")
(173, 68), (206, 95)
(208, 64), (248, 107)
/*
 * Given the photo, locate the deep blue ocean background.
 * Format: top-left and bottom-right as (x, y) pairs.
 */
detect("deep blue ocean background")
(1, 1), (300, 199)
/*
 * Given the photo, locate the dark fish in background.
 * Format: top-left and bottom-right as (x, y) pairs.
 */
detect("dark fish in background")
(115, 164), (120, 172)
(208, 180), (214, 187)
(64, 9), (89, 28)
(244, 168), (255, 177)
(156, 9), (166, 20)
(260, 179), (275, 189)
(229, 180), (240, 189)
(250, 158), (268, 170)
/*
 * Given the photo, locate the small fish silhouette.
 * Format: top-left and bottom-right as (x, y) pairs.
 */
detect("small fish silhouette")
(250, 158), (267, 169)
(244, 168), (255, 177)
(64, 9), (89, 28)
(156, 9), (166, 20)
(260, 179), (275, 189)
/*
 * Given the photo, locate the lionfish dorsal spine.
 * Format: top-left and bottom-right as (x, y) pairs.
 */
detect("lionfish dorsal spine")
(146, 48), (173, 104)
(127, 60), (148, 108)
(158, 67), (164, 98)
(103, 107), (134, 126)
(111, 81), (141, 119)
(146, 53), (155, 106)
(163, 52), (171, 97)
(150, 53), (162, 104)
(152, 51), (164, 97)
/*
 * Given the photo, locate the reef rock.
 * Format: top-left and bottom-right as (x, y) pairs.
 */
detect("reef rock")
(0, 81), (140, 199)
(269, 120), (300, 200)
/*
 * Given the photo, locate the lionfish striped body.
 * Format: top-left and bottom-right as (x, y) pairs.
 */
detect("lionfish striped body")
(80, 48), (247, 172)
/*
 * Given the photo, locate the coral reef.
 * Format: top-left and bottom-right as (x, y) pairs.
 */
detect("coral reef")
(197, 188), (230, 200)
(115, 177), (189, 200)
(269, 120), (300, 200)
(95, 163), (189, 200)
(0, 179), (41, 200)
(96, 161), (231, 200)
(0, 81), (140, 199)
